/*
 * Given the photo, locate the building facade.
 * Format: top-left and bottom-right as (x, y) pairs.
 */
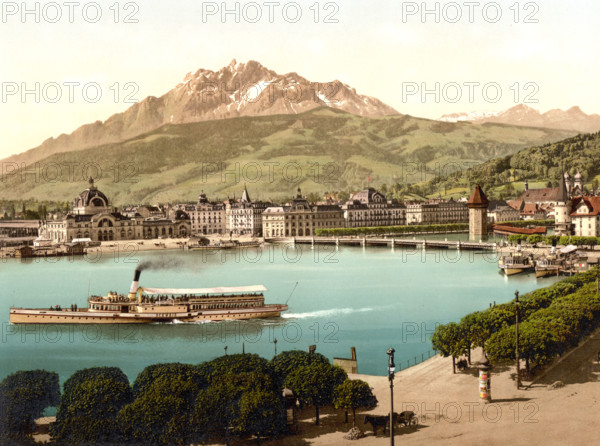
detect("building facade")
(570, 196), (600, 237)
(342, 188), (405, 228)
(173, 193), (226, 235)
(41, 179), (190, 243)
(406, 199), (467, 225)
(487, 204), (521, 223)
(225, 187), (269, 236)
(262, 189), (344, 237)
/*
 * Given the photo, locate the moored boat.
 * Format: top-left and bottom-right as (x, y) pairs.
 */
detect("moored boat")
(534, 256), (563, 278)
(499, 252), (535, 276)
(9, 270), (287, 324)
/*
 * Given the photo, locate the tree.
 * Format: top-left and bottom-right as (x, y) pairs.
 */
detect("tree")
(0, 370), (60, 442)
(271, 350), (330, 386)
(460, 311), (493, 361)
(284, 362), (347, 425)
(195, 376), (240, 444)
(236, 389), (286, 445)
(119, 383), (196, 445)
(333, 379), (377, 426)
(195, 370), (281, 445)
(120, 364), (208, 445)
(485, 325), (516, 364)
(132, 363), (207, 398)
(51, 367), (133, 445)
(431, 322), (469, 373)
(204, 354), (279, 388)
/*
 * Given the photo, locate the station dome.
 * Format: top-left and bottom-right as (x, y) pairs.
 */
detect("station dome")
(73, 178), (109, 208)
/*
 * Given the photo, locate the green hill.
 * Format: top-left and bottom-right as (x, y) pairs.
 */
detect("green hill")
(420, 131), (600, 200)
(0, 108), (576, 205)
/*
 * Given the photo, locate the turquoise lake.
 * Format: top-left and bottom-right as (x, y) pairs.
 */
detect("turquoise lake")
(0, 243), (559, 382)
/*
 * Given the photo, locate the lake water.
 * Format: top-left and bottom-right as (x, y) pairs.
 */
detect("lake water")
(0, 243), (558, 382)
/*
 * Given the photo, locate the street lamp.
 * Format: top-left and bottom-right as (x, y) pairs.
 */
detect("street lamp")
(515, 290), (521, 388)
(274, 337), (278, 357)
(387, 348), (396, 446)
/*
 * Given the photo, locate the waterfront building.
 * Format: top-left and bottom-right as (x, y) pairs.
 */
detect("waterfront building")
(342, 188), (405, 228)
(508, 172), (578, 235)
(569, 196), (600, 237)
(405, 198), (467, 225)
(173, 192), (226, 235)
(141, 210), (192, 239)
(262, 188), (344, 237)
(508, 173), (587, 223)
(41, 179), (190, 243)
(225, 186), (269, 236)
(0, 220), (40, 246)
(487, 202), (521, 223)
(467, 185), (489, 237)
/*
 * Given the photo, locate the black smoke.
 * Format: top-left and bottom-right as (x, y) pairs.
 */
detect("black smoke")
(136, 257), (184, 273)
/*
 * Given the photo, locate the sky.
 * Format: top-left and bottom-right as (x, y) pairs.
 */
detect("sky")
(1, 0), (599, 159)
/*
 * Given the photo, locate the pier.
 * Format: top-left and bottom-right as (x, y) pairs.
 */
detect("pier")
(266, 236), (497, 250)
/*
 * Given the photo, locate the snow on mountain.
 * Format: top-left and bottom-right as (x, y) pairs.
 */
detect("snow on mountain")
(438, 110), (499, 122)
(4, 60), (399, 165)
(438, 104), (600, 132)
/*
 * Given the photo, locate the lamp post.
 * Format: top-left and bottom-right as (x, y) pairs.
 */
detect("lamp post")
(387, 348), (396, 446)
(515, 290), (521, 389)
(274, 337), (278, 357)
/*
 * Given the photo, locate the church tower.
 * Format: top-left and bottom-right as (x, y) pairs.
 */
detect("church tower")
(573, 171), (583, 194)
(467, 185), (489, 238)
(564, 171), (571, 195)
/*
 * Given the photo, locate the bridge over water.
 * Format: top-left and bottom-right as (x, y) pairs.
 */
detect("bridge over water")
(266, 236), (498, 250)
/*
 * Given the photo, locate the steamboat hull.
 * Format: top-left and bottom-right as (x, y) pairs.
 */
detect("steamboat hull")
(9, 305), (287, 325)
(535, 267), (560, 278)
(9, 271), (287, 325)
(501, 266), (533, 276)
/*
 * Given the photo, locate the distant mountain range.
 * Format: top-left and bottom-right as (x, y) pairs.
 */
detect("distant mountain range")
(0, 108), (576, 205)
(3, 60), (398, 166)
(1, 60), (590, 204)
(439, 104), (600, 133)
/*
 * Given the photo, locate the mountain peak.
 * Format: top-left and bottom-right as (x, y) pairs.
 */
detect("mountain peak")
(3, 59), (399, 165)
(566, 105), (584, 115)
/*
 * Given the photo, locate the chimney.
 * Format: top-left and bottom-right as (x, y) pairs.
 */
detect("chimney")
(351, 347), (357, 361)
(129, 269), (141, 299)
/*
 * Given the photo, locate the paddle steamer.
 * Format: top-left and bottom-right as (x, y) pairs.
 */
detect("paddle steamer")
(9, 270), (287, 324)
(498, 250), (535, 276)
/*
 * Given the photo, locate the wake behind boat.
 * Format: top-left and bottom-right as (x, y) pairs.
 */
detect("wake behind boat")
(9, 270), (287, 324)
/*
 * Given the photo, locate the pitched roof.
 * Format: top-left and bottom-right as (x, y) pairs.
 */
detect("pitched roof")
(570, 196), (600, 216)
(521, 203), (545, 215)
(467, 185), (489, 208)
(517, 187), (562, 203)
(506, 199), (525, 211)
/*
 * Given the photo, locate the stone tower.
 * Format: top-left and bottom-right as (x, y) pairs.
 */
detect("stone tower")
(555, 171), (572, 235)
(467, 185), (489, 238)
